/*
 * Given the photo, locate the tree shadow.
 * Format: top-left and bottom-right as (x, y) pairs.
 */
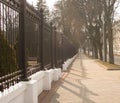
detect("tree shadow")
(79, 53), (87, 78)
(70, 53), (89, 79)
(60, 79), (98, 103)
(50, 93), (60, 103)
(48, 53), (98, 103)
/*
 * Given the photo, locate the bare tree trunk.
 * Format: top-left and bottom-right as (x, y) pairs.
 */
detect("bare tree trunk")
(102, 0), (116, 63)
(83, 47), (86, 54)
(108, 20), (114, 64)
(98, 44), (103, 60)
(103, 21), (107, 62)
(94, 44), (98, 59)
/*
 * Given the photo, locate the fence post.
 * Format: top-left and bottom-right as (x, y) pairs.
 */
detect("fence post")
(50, 22), (54, 68)
(40, 8), (44, 70)
(61, 33), (64, 69)
(54, 27), (57, 68)
(19, 0), (28, 80)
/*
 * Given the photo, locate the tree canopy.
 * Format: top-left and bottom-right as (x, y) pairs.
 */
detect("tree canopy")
(52, 0), (117, 64)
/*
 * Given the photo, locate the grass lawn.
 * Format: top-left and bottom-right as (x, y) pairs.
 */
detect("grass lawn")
(28, 61), (38, 66)
(96, 60), (120, 70)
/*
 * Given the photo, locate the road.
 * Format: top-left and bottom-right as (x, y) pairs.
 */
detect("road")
(114, 55), (120, 65)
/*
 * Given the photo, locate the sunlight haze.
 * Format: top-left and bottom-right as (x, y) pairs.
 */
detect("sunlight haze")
(26, 0), (57, 10)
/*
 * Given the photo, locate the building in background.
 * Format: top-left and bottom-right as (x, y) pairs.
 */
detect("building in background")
(113, 20), (120, 55)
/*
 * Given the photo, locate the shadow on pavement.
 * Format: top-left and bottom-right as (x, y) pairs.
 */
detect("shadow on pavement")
(39, 53), (98, 103)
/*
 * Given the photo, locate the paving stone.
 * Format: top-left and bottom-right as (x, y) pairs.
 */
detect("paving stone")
(39, 53), (120, 103)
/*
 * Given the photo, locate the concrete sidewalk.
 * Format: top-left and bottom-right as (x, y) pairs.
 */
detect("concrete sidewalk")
(38, 53), (120, 103)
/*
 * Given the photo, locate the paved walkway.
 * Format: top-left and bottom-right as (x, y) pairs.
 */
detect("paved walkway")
(39, 53), (120, 103)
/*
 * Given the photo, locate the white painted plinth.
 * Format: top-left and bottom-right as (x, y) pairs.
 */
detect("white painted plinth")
(0, 68), (62, 103)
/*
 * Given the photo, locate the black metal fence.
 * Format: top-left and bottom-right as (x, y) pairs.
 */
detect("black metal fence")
(0, 0), (78, 92)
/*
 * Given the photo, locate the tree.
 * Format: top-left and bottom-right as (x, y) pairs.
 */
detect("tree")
(53, 0), (117, 64)
(102, 0), (116, 64)
(0, 4), (19, 76)
(36, 0), (50, 22)
(52, 0), (85, 48)
(0, 32), (18, 76)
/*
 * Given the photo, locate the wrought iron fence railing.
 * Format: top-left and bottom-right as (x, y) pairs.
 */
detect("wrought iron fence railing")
(0, 70), (22, 92)
(0, 0), (78, 92)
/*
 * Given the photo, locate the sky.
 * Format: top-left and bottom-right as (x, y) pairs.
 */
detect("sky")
(27, 0), (120, 20)
(114, 2), (120, 20)
(26, 0), (57, 11)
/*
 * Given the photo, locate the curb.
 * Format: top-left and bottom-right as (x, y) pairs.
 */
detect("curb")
(96, 60), (120, 71)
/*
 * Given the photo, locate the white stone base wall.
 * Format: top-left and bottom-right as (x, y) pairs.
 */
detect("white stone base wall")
(0, 68), (61, 103)
(63, 54), (78, 71)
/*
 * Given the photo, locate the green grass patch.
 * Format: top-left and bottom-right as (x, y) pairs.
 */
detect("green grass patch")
(96, 60), (120, 70)
(28, 61), (38, 66)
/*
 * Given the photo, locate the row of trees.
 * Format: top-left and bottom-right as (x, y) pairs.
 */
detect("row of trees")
(48, 0), (119, 64)
(36, 0), (80, 54)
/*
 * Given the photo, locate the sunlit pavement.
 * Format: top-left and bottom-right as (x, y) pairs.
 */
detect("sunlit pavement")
(39, 53), (120, 103)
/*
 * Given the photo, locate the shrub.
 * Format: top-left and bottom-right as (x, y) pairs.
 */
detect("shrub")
(0, 33), (18, 76)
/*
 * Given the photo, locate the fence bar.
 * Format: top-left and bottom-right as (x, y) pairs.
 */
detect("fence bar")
(40, 8), (44, 70)
(0, 0), (79, 92)
(50, 22), (54, 68)
(54, 27), (57, 68)
(19, 0), (28, 81)
(61, 33), (64, 69)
